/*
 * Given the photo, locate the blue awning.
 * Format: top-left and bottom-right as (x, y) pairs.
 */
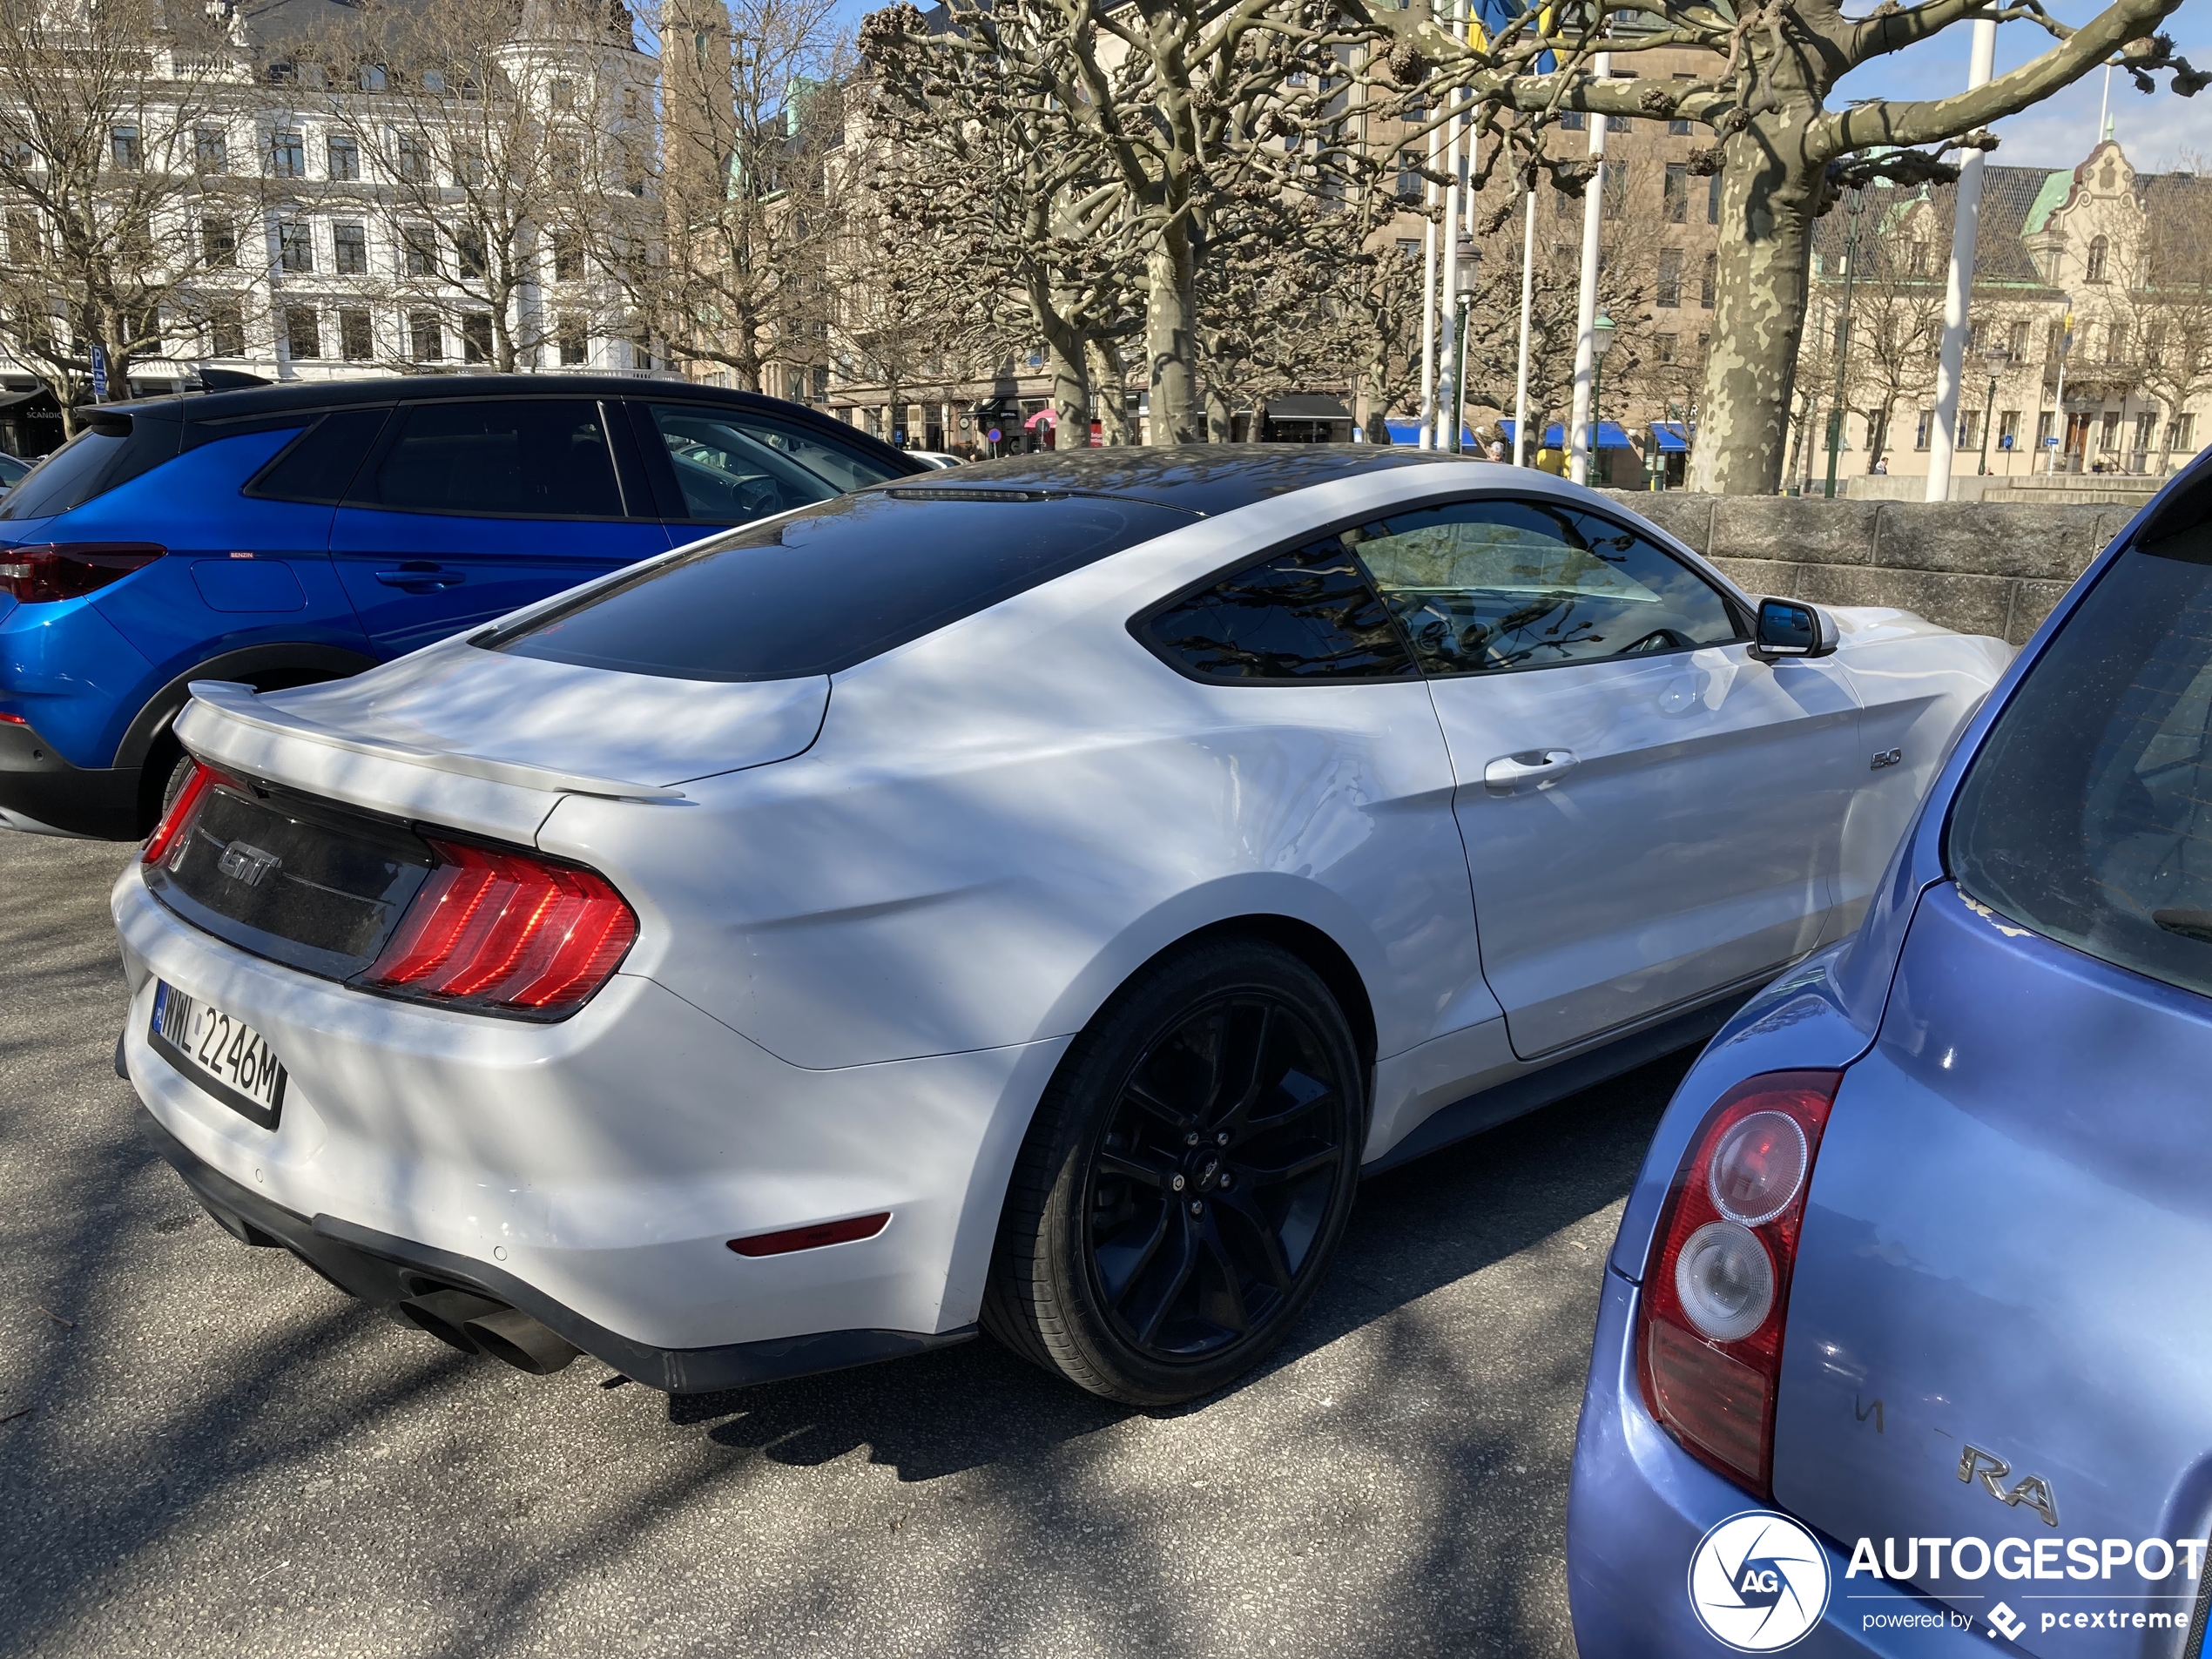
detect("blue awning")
(1652, 421), (1693, 454)
(1499, 420), (1637, 451)
(1384, 421), (1477, 448)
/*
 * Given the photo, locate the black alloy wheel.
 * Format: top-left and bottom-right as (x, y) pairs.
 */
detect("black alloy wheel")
(983, 939), (1363, 1405)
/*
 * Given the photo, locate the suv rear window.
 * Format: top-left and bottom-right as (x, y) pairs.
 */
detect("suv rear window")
(0, 415), (181, 520)
(487, 489), (1192, 681)
(1950, 498), (2212, 999)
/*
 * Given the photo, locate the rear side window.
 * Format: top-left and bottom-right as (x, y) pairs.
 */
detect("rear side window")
(1951, 506), (2212, 999)
(639, 402), (905, 521)
(243, 408), (391, 504)
(347, 400), (624, 519)
(1143, 543), (1418, 681)
(489, 489), (1191, 681)
(0, 416), (181, 520)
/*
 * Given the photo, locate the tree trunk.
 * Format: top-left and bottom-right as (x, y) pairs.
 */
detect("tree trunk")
(1046, 334), (1090, 450)
(1145, 230), (1203, 444)
(1088, 337), (1133, 445)
(1201, 380), (1233, 443)
(1687, 122), (1824, 495)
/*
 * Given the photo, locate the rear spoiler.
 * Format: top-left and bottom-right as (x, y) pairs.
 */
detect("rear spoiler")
(181, 680), (686, 803)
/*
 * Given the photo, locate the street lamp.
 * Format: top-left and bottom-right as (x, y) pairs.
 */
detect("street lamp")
(1449, 281), (1477, 454)
(1587, 310), (1616, 481)
(1976, 344), (2011, 476)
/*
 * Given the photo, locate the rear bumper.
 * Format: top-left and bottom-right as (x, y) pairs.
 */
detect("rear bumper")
(0, 717), (140, 837)
(1568, 1270), (1993, 1656)
(136, 1103), (972, 1393)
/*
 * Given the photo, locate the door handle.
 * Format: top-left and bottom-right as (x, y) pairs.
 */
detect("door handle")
(373, 564), (465, 590)
(1483, 749), (1579, 793)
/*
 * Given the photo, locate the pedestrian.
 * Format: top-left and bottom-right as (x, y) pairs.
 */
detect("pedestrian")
(1871, 457), (1887, 475)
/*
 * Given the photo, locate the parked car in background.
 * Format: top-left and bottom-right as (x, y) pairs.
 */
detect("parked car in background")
(0, 450), (30, 496)
(115, 449), (2005, 1407)
(907, 450), (967, 469)
(0, 376), (921, 839)
(1566, 452), (2212, 1656)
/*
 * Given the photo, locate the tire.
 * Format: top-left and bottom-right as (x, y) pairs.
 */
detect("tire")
(981, 938), (1365, 1406)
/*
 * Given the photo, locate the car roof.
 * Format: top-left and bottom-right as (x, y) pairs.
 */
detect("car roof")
(104, 374), (863, 428)
(887, 445), (1492, 516)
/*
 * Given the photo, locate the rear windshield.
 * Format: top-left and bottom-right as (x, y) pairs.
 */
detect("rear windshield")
(1950, 500), (2212, 999)
(0, 416), (179, 520)
(487, 489), (1194, 681)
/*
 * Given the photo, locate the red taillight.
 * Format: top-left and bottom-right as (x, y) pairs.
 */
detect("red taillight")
(363, 839), (637, 1017)
(142, 759), (223, 865)
(0, 542), (165, 603)
(727, 1213), (891, 1258)
(1635, 1069), (1843, 1496)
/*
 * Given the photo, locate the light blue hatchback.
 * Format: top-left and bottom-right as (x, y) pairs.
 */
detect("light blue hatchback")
(1568, 451), (2212, 1657)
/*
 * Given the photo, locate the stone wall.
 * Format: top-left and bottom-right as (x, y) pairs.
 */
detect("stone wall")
(1607, 492), (2140, 646)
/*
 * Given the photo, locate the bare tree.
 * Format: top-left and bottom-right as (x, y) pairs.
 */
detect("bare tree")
(1387, 0), (2207, 493)
(0, 0), (242, 427)
(2121, 158), (2212, 470)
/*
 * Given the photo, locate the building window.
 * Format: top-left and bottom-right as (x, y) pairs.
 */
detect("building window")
(456, 145), (487, 189)
(2168, 415), (2196, 452)
(6, 209), (38, 262)
(550, 77), (576, 111)
(462, 314), (493, 362)
(1656, 248), (1683, 308)
(1669, 116), (1691, 135)
(1956, 408), (1979, 450)
(401, 224), (437, 277)
(786, 367), (806, 401)
(1560, 110), (1584, 131)
(455, 231), (487, 280)
(339, 307), (373, 361)
(194, 128), (227, 174)
(199, 217), (235, 268)
(332, 221), (367, 275)
(2105, 322), (2126, 363)
(1999, 409), (2021, 449)
(396, 133), (429, 183)
(2134, 412), (2156, 454)
(110, 125), (140, 170)
(813, 366), (830, 401)
(2007, 318), (2030, 359)
(266, 59), (295, 85)
(552, 142), (582, 185)
(2100, 410), (2121, 450)
(268, 128), (305, 179)
(2145, 323), (2166, 367)
(1967, 319), (1986, 355)
(204, 300), (245, 358)
(1700, 252), (1716, 309)
(1602, 160), (1629, 220)
(1663, 162), (1687, 223)
(1707, 172), (1721, 226)
(557, 314), (587, 365)
(1394, 237), (1420, 262)
(1915, 408), (1934, 449)
(284, 307), (320, 361)
(327, 135), (360, 181)
(1396, 148), (1422, 202)
(552, 233), (583, 282)
(2086, 234), (2108, 283)
(408, 309), (442, 361)
(1610, 116), (1633, 135)
(1908, 241), (1931, 278)
(1655, 332), (1677, 363)
(357, 63), (387, 91)
(278, 220), (314, 273)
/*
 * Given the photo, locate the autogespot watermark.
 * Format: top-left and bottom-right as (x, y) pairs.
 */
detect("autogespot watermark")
(1845, 1534), (2205, 1640)
(1689, 1516), (2208, 1648)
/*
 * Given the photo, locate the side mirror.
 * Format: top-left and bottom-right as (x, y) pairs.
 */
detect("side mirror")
(1753, 597), (1838, 662)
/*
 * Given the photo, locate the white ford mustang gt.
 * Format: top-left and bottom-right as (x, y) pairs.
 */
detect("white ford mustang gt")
(113, 450), (2008, 1405)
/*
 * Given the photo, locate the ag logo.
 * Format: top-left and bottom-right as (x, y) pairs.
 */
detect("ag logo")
(1688, 1511), (1831, 1651)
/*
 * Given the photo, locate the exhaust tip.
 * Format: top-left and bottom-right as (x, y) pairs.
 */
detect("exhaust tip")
(395, 1287), (505, 1355)
(463, 1306), (580, 1374)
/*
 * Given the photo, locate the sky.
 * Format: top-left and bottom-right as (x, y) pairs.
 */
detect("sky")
(819, 0), (2209, 175)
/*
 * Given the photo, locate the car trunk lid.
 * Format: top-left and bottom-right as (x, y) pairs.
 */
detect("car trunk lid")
(1770, 880), (2212, 1649)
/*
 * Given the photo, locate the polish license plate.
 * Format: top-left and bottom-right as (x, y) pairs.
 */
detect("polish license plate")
(149, 981), (287, 1129)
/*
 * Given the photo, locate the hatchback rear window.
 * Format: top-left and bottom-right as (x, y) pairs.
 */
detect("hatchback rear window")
(486, 489), (1193, 681)
(1950, 499), (2212, 999)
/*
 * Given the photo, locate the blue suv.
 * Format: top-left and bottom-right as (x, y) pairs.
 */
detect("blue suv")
(0, 376), (920, 838)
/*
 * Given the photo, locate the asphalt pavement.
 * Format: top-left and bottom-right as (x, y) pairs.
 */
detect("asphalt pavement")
(0, 830), (1691, 1659)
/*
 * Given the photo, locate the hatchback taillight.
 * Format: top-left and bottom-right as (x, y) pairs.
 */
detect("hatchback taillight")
(0, 542), (165, 603)
(364, 839), (638, 1017)
(1635, 1069), (1843, 1496)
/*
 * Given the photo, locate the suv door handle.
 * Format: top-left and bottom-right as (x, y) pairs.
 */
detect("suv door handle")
(374, 563), (465, 590)
(1483, 749), (1579, 793)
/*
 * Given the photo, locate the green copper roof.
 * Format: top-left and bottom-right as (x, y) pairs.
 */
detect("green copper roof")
(2022, 169), (2073, 235)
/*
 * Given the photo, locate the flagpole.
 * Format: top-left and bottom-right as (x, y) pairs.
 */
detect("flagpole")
(1925, 17), (1997, 502)
(1568, 52), (1608, 485)
(1514, 185), (1536, 464)
(1418, 109), (1441, 448)
(1436, 0), (1467, 453)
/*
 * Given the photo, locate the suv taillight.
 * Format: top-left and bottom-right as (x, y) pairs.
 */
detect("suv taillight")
(1635, 1069), (1843, 1496)
(0, 542), (165, 603)
(364, 839), (637, 1017)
